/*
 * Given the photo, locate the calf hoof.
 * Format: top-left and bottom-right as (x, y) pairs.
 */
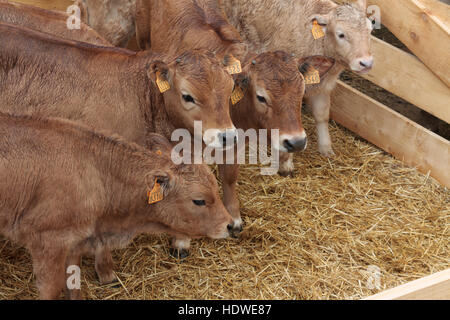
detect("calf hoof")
(318, 145), (335, 157)
(97, 272), (118, 286)
(278, 170), (295, 178)
(110, 279), (121, 289)
(169, 248), (189, 260)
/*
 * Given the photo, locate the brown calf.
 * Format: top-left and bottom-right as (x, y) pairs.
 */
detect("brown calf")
(221, 0), (374, 156)
(0, 23), (236, 149)
(0, 113), (233, 299)
(0, 0), (111, 45)
(146, 0), (335, 255)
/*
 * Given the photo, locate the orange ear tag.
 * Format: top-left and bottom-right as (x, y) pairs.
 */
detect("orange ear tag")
(148, 178), (164, 204)
(231, 85), (244, 105)
(156, 71), (171, 93)
(304, 66), (321, 85)
(312, 20), (325, 40)
(156, 150), (162, 156)
(225, 57), (242, 75)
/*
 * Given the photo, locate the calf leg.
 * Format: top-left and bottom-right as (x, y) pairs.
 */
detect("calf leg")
(169, 237), (191, 259)
(31, 246), (68, 300)
(219, 163), (242, 233)
(306, 92), (335, 157)
(95, 246), (117, 285)
(278, 152), (294, 177)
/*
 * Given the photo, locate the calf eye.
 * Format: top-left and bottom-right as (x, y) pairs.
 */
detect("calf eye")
(338, 33), (345, 39)
(193, 200), (206, 206)
(256, 95), (267, 104)
(182, 94), (195, 104)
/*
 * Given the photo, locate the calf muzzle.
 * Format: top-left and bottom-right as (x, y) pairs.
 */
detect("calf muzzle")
(283, 137), (307, 153)
(227, 222), (242, 238)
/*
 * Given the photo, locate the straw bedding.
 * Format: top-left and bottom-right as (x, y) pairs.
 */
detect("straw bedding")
(0, 109), (448, 300)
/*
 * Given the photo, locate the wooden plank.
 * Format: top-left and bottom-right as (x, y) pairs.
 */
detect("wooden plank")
(331, 81), (450, 188)
(361, 36), (450, 124)
(367, 0), (450, 88)
(364, 268), (450, 300)
(10, 0), (73, 11)
(416, 0), (450, 27)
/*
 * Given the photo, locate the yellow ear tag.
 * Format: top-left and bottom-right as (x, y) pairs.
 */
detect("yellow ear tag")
(312, 20), (325, 40)
(225, 57), (242, 75)
(231, 86), (244, 105)
(148, 178), (164, 204)
(156, 71), (171, 93)
(156, 150), (162, 156)
(304, 66), (321, 85)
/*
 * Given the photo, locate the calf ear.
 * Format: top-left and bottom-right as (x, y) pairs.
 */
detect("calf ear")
(146, 133), (173, 155)
(151, 171), (174, 195)
(307, 14), (331, 29)
(147, 61), (173, 92)
(234, 73), (250, 90)
(298, 56), (335, 78)
(224, 43), (248, 63)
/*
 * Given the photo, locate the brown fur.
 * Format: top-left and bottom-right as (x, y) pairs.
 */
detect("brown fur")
(220, 0), (373, 156)
(0, 0), (111, 46)
(0, 113), (232, 299)
(75, 0), (138, 47)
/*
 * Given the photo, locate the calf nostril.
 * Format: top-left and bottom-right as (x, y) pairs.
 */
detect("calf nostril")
(360, 59), (373, 68)
(219, 132), (237, 147)
(227, 223), (234, 231)
(283, 139), (294, 151)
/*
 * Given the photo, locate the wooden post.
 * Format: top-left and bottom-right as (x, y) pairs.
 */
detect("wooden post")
(367, 0), (450, 88)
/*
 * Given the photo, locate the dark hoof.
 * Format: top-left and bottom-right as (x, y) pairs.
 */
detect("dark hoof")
(278, 170), (294, 178)
(169, 248), (189, 260)
(110, 279), (121, 289)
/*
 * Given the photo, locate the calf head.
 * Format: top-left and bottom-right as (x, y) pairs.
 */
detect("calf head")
(308, 0), (374, 74)
(232, 51), (335, 153)
(145, 134), (234, 239)
(148, 50), (237, 149)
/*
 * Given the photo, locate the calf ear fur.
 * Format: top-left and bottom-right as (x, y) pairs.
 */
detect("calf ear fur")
(150, 171), (173, 196)
(298, 56), (335, 79)
(234, 73), (250, 90)
(147, 61), (172, 87)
